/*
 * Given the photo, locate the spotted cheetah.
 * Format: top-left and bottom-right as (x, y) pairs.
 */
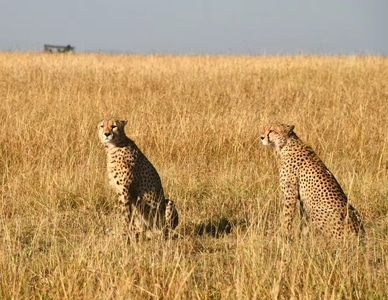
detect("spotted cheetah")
(98, 118), (179, 238)
(260, 123), (364, 240)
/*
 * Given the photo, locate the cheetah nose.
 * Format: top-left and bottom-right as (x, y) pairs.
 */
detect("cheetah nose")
(260, 136), (264, 140)
(104, 132), (111, 137)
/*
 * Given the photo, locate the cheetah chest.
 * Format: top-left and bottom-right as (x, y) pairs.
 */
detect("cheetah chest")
(106, 147), (137, 192)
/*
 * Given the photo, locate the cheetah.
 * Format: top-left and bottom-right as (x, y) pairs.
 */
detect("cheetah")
(260, 123), (364, 240)
(98, 118), (179, 239)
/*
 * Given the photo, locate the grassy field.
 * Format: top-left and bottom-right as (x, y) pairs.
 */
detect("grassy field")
(0, 52), (387, 299)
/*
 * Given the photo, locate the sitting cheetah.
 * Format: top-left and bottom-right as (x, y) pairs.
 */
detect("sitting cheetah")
(98, 118), (179, 238)
(260, 123), (364, 240)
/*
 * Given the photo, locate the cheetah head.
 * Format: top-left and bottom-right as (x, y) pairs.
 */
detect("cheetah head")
(98, 119), (128, 148)
(260, 123), (295, 152)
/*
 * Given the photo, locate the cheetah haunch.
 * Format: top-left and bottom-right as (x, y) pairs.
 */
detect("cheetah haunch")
(98, 119), (178, 239)
(260, 123), (364, 240)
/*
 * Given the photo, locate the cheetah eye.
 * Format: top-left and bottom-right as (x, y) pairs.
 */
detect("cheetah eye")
(112, 125), (117, 129)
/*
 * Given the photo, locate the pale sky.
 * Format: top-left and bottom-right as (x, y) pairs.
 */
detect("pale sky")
(0, 0), (387, 55)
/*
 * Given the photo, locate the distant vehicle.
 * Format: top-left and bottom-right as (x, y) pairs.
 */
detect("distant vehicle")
(44, 44), (75, 53)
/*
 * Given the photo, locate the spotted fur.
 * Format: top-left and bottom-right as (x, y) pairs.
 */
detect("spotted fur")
(98, 118), (179, 238)
(260, 123), (364, 240)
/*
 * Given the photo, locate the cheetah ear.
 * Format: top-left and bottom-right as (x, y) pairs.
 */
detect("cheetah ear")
(119, 119), (128, 127)
(286, 124), (295, 136)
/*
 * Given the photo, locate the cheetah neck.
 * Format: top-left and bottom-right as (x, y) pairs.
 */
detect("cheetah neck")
(279, 137), (304, 154)
(104, 136), (135, 151)
(280, 138), (318, 164)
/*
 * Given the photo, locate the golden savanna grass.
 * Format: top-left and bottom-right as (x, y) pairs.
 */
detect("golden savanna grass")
(0, 52), (387, 299)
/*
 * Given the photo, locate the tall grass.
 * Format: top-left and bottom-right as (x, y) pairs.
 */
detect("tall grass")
(0, 53), (387, 299)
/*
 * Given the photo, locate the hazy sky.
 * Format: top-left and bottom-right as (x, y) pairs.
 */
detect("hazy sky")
(0, 0), (387, 55)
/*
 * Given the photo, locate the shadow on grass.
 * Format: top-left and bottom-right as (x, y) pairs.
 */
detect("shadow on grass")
(193, 217), (248, 238)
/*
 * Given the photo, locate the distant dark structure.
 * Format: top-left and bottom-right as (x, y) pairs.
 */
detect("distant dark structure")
(44, 44), (75, 53)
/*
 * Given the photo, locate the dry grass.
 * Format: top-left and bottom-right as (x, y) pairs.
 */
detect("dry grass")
(0, 52), (387, 299)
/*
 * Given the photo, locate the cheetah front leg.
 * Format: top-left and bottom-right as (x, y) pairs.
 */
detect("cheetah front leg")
(116, 189), (131, 228)
(114, 186), (141, 237)
(165, 199), (179, 230)
(164, 199), (179, 238)
(279, 170), (300, 240)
